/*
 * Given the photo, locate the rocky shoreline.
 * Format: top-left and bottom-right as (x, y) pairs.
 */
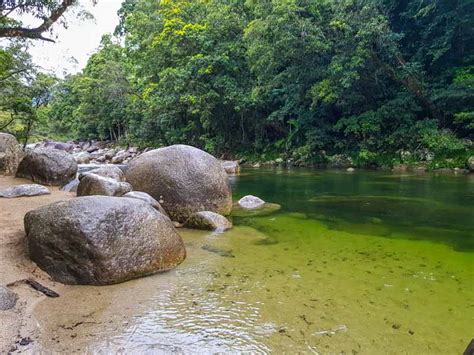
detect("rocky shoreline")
(26, 140), (474, 174)
(0, 133), (280, 352)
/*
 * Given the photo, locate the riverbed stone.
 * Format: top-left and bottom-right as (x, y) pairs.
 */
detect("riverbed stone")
(122, 191), (169, 217)
(125, 145), (232, 222)
(184, 211), (232, 231)
(0, 285), (17, 311)
(0, 133), (24, 176)
(221, 160), (240, 174)
(79, 165), (125, 182)
(24, 196), (186, 285)
(238, 195), (266, 209)
(74, 151), (91, 164)
(16, 148), (77, 186)
(0, 184), (50, 198)
(77, 174), (132, 197)
(61, 179), (79, 193)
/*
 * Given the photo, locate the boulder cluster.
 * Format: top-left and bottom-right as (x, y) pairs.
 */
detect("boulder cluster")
(1, 133), (248, 286)
(29, 140), (145, 165)
(0, 133), (282, 287)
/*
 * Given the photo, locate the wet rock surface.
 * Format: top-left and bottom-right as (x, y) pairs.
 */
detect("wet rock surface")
(77, 174), (132, 197)
(0, 184), (50, 198)
(184, 211), (232, 232)
(0, 133), (24, 176)
(125, 145), (232, 222)
(24, 196), (186, 285)
(16, 148), (77, 186)
(0, 285), (17, 311)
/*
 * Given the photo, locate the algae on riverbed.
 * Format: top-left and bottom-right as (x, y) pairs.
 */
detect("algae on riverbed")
(32, 169), (474, 353)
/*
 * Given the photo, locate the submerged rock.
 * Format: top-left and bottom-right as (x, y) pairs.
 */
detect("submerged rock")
(202, 244), (234, 258)
(0, 184), (50, 198)
(0, 285), (17, 311)
(24, 196), (186, 285)
(122, 191), (168, 217)
(0, 133), (24, 175)
(184, 211), (232, 232)
(238, 195), (266, 209)
(77, 174), (132, 197)
(125, 145), (232, 222)
(16, 148), (77, 186)
(79, 164), (125, 182)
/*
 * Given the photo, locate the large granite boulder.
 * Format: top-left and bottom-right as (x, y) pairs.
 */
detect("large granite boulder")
(77, 174), (132, 197)
(0, 133), (24, 175)
(125, 145), (232, 222)
(16, 148), (77, 186)
(0, 184), (50, 198)
(184, 211), (232, 232)
(78, 164), (125, 182)
(24, 196), (186, 285)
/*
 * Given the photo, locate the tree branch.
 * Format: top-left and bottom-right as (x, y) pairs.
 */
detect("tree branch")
(0, 0), (76, 41)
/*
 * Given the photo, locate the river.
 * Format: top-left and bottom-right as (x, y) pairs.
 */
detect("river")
(33, 168), (474, 353)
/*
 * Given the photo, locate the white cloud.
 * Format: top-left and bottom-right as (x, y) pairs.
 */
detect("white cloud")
(24, 0), (123, 77)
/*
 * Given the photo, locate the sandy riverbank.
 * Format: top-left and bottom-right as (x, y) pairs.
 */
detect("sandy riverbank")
(0, 176), (74, 353)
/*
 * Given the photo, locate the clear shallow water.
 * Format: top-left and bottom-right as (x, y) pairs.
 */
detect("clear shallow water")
(33, 169), (474, 354)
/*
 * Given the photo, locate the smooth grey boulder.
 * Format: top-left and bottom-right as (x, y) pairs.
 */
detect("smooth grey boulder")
(77, 174), (132, 197)
(238, 195), (266, 209)
(184, 211), (232, 232)
(221, 160), (240, 174)
(24, 196), (186, 285)
(0, 133), (24, 176)
(0, 184), (50, 198)
(125, 145), (232, 222)
(43, 141), (74, 152)
(122, 191), (169, 217)
(79, 165), (125, 182)
(16, 148), (77, 186)
(0, 285), (17, 311)
(74, 151), (91, 164)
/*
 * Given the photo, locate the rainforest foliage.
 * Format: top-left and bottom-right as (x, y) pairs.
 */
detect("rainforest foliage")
(1, 0), (474, 167)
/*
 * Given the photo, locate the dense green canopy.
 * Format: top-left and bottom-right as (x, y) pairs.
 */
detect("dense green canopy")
(3, 0), (474, 168)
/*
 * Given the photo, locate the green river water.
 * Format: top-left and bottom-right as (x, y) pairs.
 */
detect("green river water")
(34, 169), (474, 354)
